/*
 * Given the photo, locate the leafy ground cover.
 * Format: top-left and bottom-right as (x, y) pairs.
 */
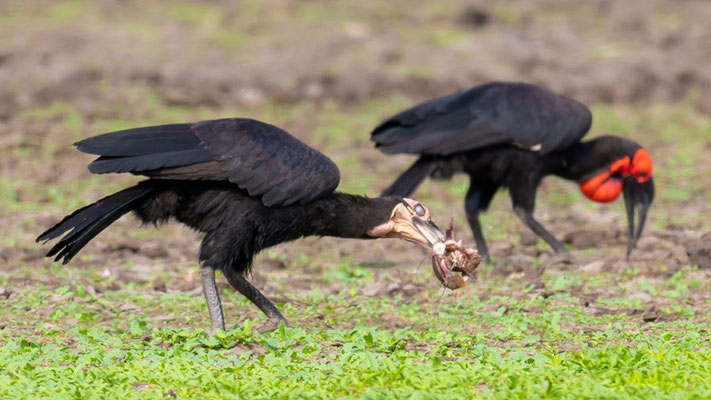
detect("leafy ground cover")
(1, 264), (710, 399)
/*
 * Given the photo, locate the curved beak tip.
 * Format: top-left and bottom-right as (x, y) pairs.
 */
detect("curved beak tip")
(623, 177), (654, 262)
(413, 218), (446, 246)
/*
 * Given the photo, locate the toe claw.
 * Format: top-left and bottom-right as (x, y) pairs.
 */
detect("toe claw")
(547, 251), (577, 267)
(256, 317), (290, 333)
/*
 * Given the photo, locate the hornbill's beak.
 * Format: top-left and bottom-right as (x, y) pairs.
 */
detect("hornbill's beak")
(623, 176), (654, 260)
(367, 199), (446, 247)
(411, 216), (447, 247)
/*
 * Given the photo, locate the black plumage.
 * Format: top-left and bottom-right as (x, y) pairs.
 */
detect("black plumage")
(78, 118), (340, 207)
(373, 81), (591, 155)
(38, 118), (446, 332)
(372, 82), (655, 263)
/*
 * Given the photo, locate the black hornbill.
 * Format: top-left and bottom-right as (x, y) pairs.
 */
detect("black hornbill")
(371, 81), (654, 263)
(37, 118), (446, 332)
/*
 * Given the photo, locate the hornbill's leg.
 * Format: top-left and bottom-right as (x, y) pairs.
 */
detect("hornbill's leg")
(199, 262), (225, 332)
(509, 183), (573, 257)
(465, 192), (490, 264)
(222, 267), (290, 333)
(464, 182), (498, 264)
(511, 201), (575, 264)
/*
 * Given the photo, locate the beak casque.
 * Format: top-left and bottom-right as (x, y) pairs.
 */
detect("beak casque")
(366, 201), (445, 247)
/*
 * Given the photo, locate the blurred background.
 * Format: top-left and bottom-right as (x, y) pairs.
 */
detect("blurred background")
(1, 0), (709, 291)
(3, 0), (711, 113)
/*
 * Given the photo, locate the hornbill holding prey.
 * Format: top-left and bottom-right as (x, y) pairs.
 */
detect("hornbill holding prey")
(37, 118), (447, 332)
(372, 82), (654, 263)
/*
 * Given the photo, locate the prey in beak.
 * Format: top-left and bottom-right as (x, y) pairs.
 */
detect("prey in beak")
(366, 198), (445, 246)
(623, 176), (655, 260)
(431, 221), (480, 289)
(367, 201), (480, 290)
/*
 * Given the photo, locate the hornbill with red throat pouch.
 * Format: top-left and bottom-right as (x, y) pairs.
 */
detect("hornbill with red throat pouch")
(372, 81), (654, 263)
(37, 118), (447, 332)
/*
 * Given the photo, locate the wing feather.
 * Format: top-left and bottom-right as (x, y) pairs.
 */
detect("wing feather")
(76, 124), (202, 156)
(192, 119), (341, 206)
(87, 149), (213, 174)
(76, 118), (340, 207)
(372, 81), (592, 155)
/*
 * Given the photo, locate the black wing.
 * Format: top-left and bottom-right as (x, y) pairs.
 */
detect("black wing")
(75, 118), (341, 207)
(371, 81), (592, 155)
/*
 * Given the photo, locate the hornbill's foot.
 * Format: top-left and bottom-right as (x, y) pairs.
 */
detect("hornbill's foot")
(256, 317), (291, 333)
(547, 251), (577, 267)
(221, 268), (290, 333)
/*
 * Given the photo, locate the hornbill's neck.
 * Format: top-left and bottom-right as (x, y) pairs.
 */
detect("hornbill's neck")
(299, 193), (400, 239)
(550, 136), (643, 182)
(263, 193), (443, 250)
(258, 193), (401, 250)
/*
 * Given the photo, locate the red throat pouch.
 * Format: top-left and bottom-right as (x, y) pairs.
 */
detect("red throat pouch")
(579, 156), (630, 203)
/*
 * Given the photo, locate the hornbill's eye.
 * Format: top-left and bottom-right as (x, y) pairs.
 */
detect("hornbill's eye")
(414, 204), (426, 217)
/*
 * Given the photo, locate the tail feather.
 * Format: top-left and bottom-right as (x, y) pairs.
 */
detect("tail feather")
(37, 185), (154, 264)
(380, 158), (435, 197)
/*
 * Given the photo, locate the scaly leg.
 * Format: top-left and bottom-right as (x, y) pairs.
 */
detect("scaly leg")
(222, 267), (290, 333)
(465, 206), (490, 264)
(199, 262), (225, 332)
(465, 185), (497, 264)
(513, 205), (575, 264)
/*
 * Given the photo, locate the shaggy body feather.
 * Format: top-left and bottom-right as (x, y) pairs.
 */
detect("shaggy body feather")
(43, 180), (399, 275)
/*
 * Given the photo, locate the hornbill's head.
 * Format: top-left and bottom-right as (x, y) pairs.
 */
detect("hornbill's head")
(577, 137), (654, 259)
(366, 198), (446, 247)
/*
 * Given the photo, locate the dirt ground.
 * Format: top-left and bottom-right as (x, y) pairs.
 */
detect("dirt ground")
(2, 0), (711, 114)
(1, 0), (710, 327)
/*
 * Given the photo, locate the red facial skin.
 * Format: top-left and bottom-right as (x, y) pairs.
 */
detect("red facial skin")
(580, 149), (653, 203)
(629, 148), (653, 183)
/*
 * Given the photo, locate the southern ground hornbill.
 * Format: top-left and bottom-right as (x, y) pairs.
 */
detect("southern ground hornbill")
(372, 81), (654, 263)
(37, 118), (447, 332)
